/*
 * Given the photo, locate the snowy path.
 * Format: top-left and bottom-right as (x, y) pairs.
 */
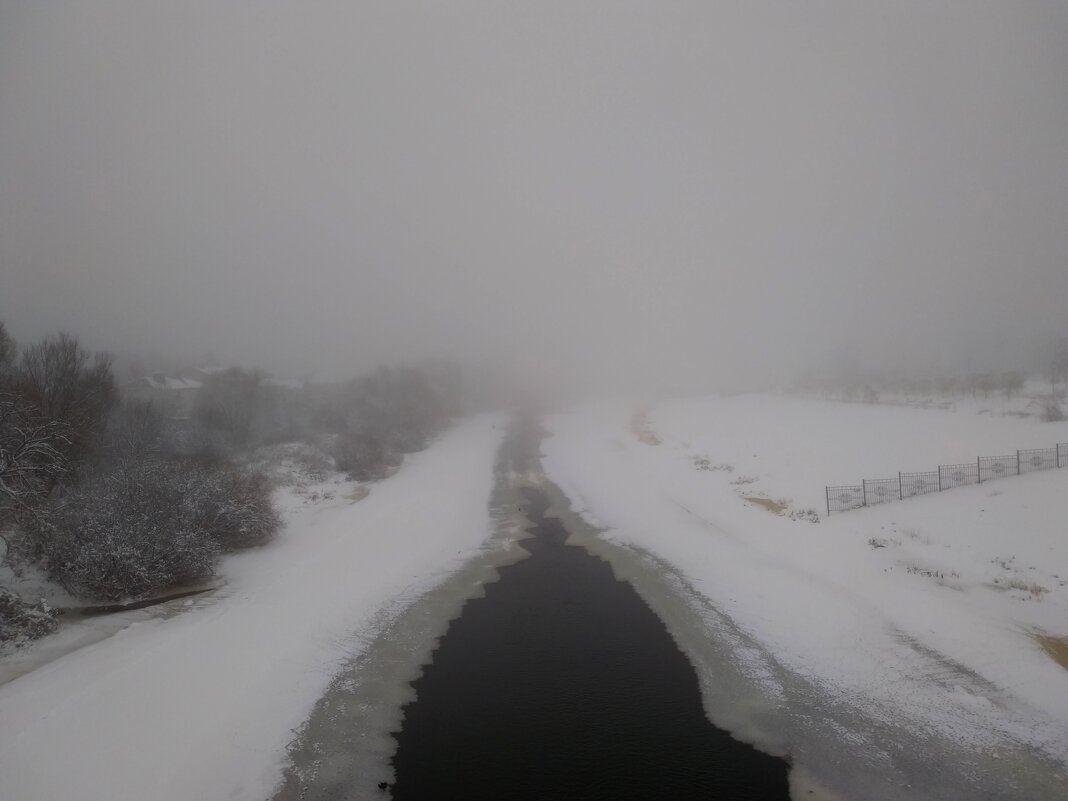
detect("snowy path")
(0, 416), (504, 801)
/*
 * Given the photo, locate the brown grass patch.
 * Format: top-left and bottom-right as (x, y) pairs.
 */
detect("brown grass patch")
(744, 496), (787, 515)
(629, 408), (661, 446)
(1034, 633), (1068, 671)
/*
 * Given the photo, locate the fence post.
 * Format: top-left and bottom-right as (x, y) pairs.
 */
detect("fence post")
(898, 472), (903, 500)
(977, 455), (982, 484)
(1017, 450), (1021, 475)
(825, 486), (830, 517)
(1058, 444), (1062, 469)
(937, 466), (943, 491)
(862, 480), (868, 507)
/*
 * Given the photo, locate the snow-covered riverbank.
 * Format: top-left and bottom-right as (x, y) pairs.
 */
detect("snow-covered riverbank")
(542, 394), (1068, 798)
(0, 416), (504, 801)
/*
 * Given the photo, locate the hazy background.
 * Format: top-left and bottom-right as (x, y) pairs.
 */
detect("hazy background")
(1, 1), (1066, 393)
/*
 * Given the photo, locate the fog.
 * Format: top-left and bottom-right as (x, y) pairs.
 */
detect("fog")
(1, 1), (1066, 394)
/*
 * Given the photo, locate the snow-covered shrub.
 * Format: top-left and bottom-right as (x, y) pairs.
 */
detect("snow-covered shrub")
(1042, 397), (1065, 422)
(787, 507), (821, 523)
(333, 432), (395, 480)
(691, 455), (732, 472)
(0, 588), (58, 646)
(247, 441), (333, 486)
(16, 450), (280, 600)
(25, 460), (220, 600)
(192, 466), (280, 551)
(0, 394), (70, 525)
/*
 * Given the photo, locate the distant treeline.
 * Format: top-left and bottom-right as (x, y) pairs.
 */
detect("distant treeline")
(795, 337), (1068, 407)
(792, 338), (1068, 423)
(794, 370), (1033, 401)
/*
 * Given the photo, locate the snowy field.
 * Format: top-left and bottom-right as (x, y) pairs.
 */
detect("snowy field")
(542, 394), (1068, 790)
(0, 416), (504, 801)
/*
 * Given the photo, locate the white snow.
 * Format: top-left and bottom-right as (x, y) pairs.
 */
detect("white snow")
(542, 394), (1068, 761)
(0, 415), (504, 801)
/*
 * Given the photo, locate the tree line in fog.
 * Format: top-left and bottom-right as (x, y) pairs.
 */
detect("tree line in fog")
(793, 336), (1068, 421)
(0, 320), (463, 644)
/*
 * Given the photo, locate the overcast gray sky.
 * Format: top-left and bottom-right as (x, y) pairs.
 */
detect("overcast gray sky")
(1, 1), (1066, 391)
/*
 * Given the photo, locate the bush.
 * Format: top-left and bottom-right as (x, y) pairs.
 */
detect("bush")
(25, 460), (220, 600)
(247, 441), (333, 486)
(0, 588), (58, 646)
(192, 467), (280, 551)
(333, 431), (395, 480)
(1043, 397), (1065, 422)
(10, 439), (282, 601)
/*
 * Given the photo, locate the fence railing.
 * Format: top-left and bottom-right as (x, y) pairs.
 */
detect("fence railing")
(826, 442), (1068, 514)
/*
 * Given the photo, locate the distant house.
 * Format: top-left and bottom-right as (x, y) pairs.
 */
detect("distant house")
(122, 366), (307, 422)
(181, 365), (229, 384)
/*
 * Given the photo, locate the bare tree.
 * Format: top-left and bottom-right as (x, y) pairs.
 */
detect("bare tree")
(0, 321), (15, 376)
(194, 368), (277, 449)
(13, 333), (116, 461)
(344, 364), (450, 453)
(104, 399), (165, 458)
(966, 372), (996, 399)
(998, 371), (1024, 399)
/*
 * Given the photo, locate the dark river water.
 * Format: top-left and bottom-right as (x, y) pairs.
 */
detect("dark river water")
(389, 486), (791, 800)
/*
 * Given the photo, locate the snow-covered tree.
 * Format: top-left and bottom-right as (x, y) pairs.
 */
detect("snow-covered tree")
(0, 394), (69, 522)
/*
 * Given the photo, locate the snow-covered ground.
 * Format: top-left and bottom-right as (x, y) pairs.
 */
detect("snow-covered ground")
(542, 394), (1068, 793)
(0, 415), (504, 801)
(796, 378), (1062, 422)
(4, 396), (1065, 800)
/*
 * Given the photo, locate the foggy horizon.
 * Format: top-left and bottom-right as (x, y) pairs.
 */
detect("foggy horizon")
(2, 1), (1067, 394)
(4, 6), (1068, 800)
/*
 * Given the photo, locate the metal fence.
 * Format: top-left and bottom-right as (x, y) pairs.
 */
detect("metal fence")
(1020, 447), (1057, 473)
(826, 442), (1068, 514)
(939, 462), (978, 489)
(978, 454), (1016, 483)
(902, 471), (939, 499)
(826, 484), (864, 513)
